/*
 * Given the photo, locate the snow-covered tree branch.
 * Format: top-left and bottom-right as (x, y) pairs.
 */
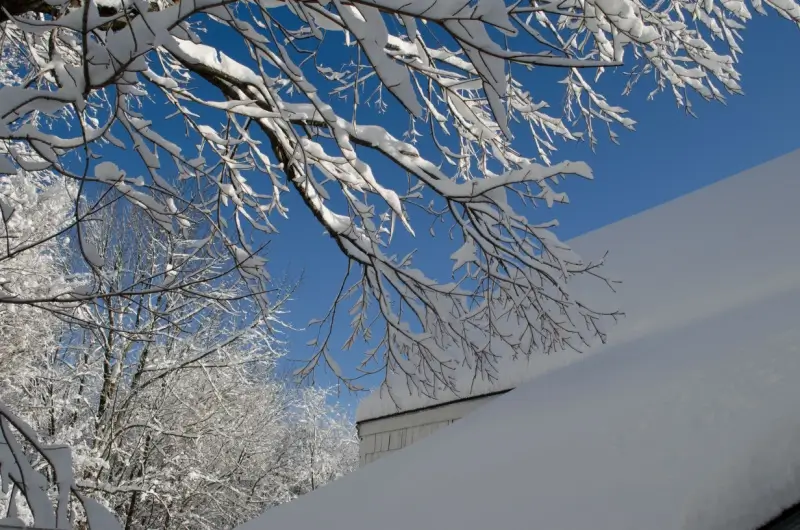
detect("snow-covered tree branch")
(0, 401), (125, 529)
(2, 0), (798, 405)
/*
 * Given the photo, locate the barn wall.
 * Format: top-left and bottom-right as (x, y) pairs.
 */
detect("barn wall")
(357, 393), (502, 466)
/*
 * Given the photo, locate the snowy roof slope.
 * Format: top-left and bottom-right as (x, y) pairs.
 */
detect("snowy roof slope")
(239, 269), (800, 530)
(357, 148), (800, 422)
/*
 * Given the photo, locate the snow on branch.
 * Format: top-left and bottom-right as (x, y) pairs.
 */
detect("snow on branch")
(1, 0), (798, 405)
(0, 401), (123, 529)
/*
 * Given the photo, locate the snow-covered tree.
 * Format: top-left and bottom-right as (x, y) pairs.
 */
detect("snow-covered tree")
(288, 386), (359, 494)
(0, 200), (357, 529)
(1, 0), (798, 403)
(0, 157), (79, 399)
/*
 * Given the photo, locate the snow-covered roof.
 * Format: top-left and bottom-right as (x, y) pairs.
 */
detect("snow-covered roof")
(240, 283), (800, 530)
(356, 148), (800, 422)
(238, 152), (800, 530)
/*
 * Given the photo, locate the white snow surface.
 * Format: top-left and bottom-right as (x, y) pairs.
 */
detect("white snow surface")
(241, 283), (800, 530)
(238, 153), (800, 530)
(357, 149), (800, 422)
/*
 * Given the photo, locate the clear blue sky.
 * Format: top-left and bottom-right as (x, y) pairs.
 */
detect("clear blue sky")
(237, 15), (800, 413)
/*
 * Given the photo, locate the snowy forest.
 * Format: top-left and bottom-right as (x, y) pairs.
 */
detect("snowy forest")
(1, 0), (799, 523)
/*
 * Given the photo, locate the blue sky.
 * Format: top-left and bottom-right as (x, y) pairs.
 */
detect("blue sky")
(222, 13), (800, 413)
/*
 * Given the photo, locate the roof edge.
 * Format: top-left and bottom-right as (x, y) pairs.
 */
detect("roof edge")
(356, 387), (514, 426)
